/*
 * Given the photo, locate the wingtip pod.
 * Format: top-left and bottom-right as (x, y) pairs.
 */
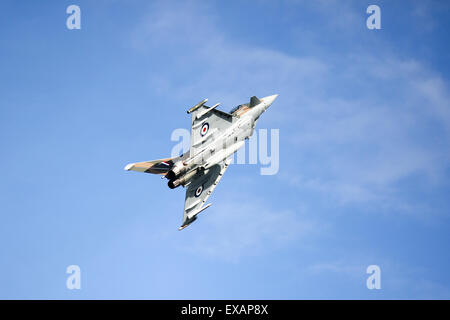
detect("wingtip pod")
(178, 223), (192, 231)
(187, 98), (208, 114)
(178, 203), (212, 230)
(195, 102), (220, 120)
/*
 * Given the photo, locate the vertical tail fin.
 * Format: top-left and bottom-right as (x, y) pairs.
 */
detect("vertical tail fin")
(249, 96), (261, 108)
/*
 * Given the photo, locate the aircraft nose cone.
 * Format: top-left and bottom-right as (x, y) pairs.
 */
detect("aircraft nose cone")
(263, 94), (279, 108)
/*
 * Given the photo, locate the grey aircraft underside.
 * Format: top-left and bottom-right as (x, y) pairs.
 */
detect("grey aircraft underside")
(125, 94), (278, 230)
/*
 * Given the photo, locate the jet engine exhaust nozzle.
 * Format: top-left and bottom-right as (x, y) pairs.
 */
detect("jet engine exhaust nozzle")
(168, 179), (180, 189)
(167, 161), (187, 180)
(168, 169), (198, 189)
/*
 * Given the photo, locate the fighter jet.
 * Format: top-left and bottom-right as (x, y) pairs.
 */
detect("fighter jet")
(124, 94), (278, 230)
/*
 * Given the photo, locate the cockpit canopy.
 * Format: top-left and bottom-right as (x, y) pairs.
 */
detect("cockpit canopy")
(229, 103), (249, 114)
(229, 105), (242, 114)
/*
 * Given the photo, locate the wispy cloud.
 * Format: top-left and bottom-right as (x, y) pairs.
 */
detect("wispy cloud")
(129, 0), (328, 109)
(306, 258), (450, 299)
(285, 56), (450, 214)
(178, 198), (320, 263)
(129, 0), (450, 219)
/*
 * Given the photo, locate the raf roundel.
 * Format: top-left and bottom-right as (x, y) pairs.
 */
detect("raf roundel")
(195, 185), (203, 197)
(200, 122), (209, 136)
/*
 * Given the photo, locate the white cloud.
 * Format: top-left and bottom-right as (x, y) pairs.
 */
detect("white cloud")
(306, 258), (450, 299)
(307, 260), (363, 276)
(179, 198), (319, 263)
(286, 56), (450, 213)
(129, 0), (450, 217)
(130, 0), (328, 110)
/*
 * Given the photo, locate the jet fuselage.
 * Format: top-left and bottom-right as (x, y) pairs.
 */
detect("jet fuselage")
(167, 94), (278, 189)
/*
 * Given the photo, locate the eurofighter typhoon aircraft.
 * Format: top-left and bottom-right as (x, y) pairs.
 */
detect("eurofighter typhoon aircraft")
(125, 94), (278, 230)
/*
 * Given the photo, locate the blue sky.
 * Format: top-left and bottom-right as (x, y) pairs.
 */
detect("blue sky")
(1, 0), (449, 299)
